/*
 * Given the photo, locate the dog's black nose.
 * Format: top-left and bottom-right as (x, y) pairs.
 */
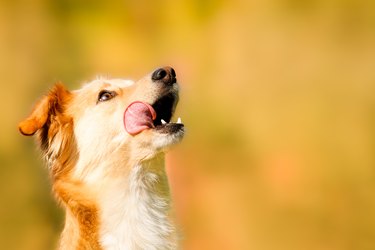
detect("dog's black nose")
(152, 67), (176, 85)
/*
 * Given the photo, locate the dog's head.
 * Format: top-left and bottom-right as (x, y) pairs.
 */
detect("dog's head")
(19, 67), (184, 179)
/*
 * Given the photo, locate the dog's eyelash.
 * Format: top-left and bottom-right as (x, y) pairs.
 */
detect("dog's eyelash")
(98, 90), (117, 103)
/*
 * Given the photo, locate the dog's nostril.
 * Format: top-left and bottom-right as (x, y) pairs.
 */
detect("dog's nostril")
(151, 67), (176, 85)
(152, 68), (167, 81)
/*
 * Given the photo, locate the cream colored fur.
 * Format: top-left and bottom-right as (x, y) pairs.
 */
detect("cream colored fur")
(19, 69), (184, 250)
(69, 77), (182, 249)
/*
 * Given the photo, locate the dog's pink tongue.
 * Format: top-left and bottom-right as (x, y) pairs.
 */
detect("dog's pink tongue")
(124, 101), (156, 135)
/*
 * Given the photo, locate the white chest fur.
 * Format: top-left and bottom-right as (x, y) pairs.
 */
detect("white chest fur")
(99, 160), (177, 250)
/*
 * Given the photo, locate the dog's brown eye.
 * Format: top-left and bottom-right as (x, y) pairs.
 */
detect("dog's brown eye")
(98, 90), (116, 102)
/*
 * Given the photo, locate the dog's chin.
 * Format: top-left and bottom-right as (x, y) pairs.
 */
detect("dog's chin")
(145, 116), (184, 151)
(151, 125), (185, 151)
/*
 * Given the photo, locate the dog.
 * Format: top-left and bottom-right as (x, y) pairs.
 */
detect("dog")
(18, 67), (185, 250)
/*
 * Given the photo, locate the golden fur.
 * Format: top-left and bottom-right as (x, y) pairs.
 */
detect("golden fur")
(19, 68), (184, 249)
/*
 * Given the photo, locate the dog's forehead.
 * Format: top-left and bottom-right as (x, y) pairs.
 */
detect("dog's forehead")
(76, 78), (135, 93)
(104, 79), (135, 88)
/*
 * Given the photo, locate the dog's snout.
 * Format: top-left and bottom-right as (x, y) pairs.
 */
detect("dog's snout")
(151, 67), (176, 85)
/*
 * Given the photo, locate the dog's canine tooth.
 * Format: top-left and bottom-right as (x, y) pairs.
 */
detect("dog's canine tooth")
(161, 119), (167, 125)
(177, 117), (182, 124)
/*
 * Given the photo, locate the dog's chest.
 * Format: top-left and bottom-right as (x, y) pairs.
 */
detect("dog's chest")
(99, 164), (176, 250)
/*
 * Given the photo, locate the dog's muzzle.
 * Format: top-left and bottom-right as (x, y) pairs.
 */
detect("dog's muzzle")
(123, 67), (184, 136)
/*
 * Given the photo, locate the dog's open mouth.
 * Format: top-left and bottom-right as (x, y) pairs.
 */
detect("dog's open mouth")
(124, 94), (183, 135)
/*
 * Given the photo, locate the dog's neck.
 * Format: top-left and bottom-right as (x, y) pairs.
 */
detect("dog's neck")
(57, 154), (177, 250)
(99, 155), (177, 250)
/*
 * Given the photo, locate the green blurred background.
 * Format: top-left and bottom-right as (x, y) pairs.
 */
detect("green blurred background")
(1, 0), (375, 249)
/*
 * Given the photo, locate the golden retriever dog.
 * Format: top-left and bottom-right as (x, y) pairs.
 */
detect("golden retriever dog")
(19, 67), (184, 250)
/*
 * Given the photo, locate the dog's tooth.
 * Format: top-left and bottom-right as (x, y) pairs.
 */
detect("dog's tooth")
(161, 119), (167, 125)
(177, 117), (182, 124)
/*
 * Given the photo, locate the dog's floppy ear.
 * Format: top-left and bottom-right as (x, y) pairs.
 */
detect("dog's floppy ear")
(18, 83), (72, 136)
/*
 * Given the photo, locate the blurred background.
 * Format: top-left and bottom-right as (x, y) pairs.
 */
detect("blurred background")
(1, 0), (375, 249)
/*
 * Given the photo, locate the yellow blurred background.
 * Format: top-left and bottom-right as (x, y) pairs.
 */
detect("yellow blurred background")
(1, 0), (375, 249)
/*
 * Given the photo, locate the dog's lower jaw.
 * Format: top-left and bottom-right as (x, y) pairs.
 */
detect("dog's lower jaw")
(92, 153), (176, 250)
